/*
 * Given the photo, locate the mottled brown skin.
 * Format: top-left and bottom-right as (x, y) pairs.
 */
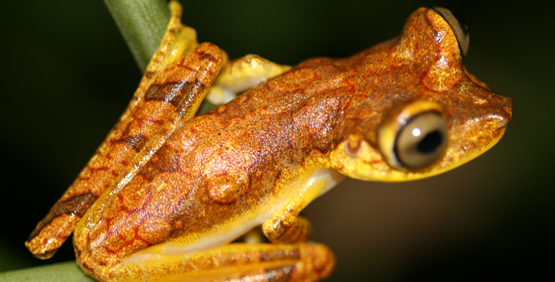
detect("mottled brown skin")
(24, 6), (202, 259)
(27, 4), (511, 282)
(25, 40), (221, 256)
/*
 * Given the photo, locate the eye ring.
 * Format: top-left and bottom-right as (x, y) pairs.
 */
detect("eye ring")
(379, 100), (448, 170)
(431, 7), (470, 57)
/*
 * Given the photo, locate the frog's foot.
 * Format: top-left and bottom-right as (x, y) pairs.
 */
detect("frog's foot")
(206, 54), (291, 106)
(264, 216), (312, 244)
(215, 54), (291, 93)
(85, 243), (335, 282)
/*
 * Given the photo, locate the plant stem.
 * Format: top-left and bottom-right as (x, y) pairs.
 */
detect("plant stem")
(104, 0), (219, 113)
(0, 261), (94, 282)
(103, 0), (171, 72)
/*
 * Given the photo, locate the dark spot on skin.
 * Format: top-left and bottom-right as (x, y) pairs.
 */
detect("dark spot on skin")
(27, 192), (98, 241)
(117, 135), (148, 151)
(197, 51), (217, 62)
(137, 145), (182, 182)
(176, 79), (206, 118)
(145, 81), (191, 107)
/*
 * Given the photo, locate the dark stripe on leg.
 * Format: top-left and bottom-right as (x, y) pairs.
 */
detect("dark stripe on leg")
(27, 192), (97, 241)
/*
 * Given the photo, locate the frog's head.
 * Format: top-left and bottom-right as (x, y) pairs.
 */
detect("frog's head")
(330, 7), (512, 182)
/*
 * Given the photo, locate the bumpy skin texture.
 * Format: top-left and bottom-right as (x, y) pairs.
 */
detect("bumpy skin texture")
(24, 4), (202, 259)
(27, 4), (511, 282)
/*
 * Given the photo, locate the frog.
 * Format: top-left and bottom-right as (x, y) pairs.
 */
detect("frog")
(25, 2), (512, 281)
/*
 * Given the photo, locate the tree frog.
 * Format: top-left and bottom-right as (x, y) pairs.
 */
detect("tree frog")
(25, 2), (512, 281)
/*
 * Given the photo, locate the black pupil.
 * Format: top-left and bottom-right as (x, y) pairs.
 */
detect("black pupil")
(417, 131), (442, 153)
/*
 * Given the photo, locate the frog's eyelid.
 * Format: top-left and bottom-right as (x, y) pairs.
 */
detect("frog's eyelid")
(430, 7), (470, 57)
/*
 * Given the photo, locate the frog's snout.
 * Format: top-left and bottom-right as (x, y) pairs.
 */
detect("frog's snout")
(495, 96), (513, 129)
(476, 93), (512, 130)
(491, 113), (510, 131)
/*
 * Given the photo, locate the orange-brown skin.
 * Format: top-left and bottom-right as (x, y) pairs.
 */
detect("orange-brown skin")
(24, 5), (204, 259)
(27, 3), (511, 282)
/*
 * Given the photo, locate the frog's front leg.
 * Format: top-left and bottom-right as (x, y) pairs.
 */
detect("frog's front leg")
(263, 169), (345, 243)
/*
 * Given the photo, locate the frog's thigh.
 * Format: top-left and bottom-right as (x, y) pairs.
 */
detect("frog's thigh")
(123, 243), (335, 282)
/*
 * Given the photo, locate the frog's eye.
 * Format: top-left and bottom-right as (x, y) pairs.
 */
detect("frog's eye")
(393, 111), (447, 169)
(431, 7), (470, 57)
(379, 100), (448, 170)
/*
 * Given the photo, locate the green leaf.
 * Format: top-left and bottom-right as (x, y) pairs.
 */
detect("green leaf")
(103, 0), (171, 72)
(0, 261), (95, 282)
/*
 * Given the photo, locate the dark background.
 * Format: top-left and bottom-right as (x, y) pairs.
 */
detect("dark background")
(0, 0), (553, 281)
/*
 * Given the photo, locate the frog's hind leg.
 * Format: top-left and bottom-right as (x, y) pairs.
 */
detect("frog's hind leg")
(24, 0), (201, 260)
(117, 243), (335, 282)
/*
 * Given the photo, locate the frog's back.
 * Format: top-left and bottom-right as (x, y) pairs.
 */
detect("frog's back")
(73, 50), (369, 266)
